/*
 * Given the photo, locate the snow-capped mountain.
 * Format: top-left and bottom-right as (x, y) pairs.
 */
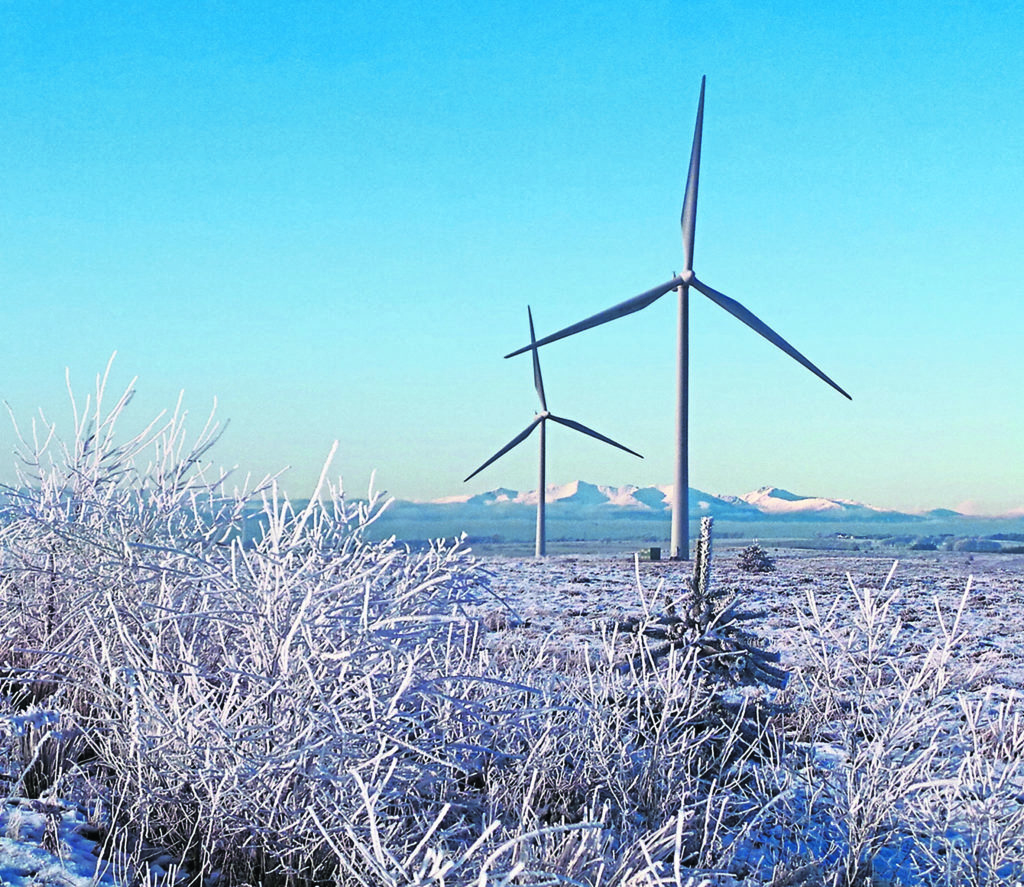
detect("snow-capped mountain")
(731, 486), (903, 518)
(416, 482), (920, 521)
(363, 482), (1024, 546)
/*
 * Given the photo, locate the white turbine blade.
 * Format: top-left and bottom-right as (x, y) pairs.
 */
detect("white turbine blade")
(463, 416), (542, 482)
(505, 276), (684, 358)
(527, 306), (547, 411)
(548, 415), (643, 459)
(690, 274), (852, 400)
(681, 75), (705, 271)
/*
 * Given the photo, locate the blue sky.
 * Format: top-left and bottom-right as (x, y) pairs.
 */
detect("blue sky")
(2, 1), (1022, 514)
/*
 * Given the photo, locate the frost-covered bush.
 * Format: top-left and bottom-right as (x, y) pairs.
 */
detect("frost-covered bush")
(739, 564), (1024, 886)
(737, 541), (776, 573)
(620, 518), (788, 692)
(0, 364), (492, 882)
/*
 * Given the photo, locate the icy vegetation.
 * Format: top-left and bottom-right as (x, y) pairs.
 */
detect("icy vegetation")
(1, 366), (1023, 885)
(737, 542), (777, 574)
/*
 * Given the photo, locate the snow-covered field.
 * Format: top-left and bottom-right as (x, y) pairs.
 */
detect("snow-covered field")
(10, 546), (1023, 885)
(470, 546), (1024, 687)
(465, 546), (1024, 884)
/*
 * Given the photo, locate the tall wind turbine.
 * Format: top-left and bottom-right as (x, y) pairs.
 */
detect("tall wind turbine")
(465, 307), (642, 557)
(505, 77), (851, 560)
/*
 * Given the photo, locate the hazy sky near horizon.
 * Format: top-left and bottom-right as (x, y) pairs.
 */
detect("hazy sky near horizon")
(2, 1), (1023, 515)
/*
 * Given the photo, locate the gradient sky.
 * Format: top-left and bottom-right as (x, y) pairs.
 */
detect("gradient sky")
(3, 1), (1023, 514)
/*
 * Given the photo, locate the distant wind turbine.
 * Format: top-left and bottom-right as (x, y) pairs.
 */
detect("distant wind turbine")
(505, 76), (851, 560)
(465, 307), (642, 557)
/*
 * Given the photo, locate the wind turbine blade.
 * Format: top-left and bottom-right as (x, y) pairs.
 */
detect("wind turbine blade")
(463, 417), (542, 482)
(527, 306), (547, 411)
(690, 275), (853, 400)
(548, 415), (643, 459)
(504, 276), (684, 358)
(681, 75), (705, 271)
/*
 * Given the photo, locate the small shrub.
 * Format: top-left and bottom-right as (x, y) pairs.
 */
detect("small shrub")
(621, 518), (788, 692)
(738, 542), (776, 573)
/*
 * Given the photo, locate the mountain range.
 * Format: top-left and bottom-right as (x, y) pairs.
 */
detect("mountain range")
(418, 481), (959, 522)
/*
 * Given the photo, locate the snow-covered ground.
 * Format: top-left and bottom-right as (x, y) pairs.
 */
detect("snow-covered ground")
(5, 546), (1024, 885)
(465, 546), (1024, 882)
(469, 546), (1024, 686)
(0, 799), (158, 886)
